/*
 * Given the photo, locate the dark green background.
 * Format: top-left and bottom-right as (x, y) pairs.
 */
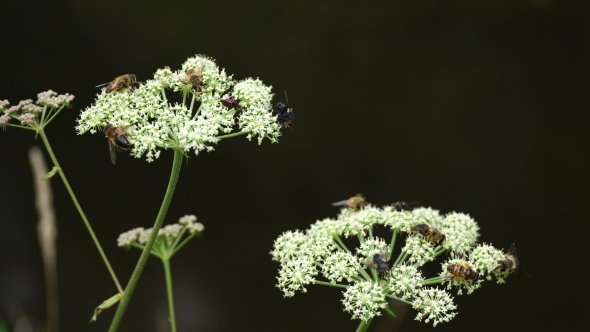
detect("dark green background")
(1, 0), (588, 331)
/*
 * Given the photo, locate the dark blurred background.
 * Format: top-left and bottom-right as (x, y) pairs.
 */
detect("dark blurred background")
(1, 0), (588, 331)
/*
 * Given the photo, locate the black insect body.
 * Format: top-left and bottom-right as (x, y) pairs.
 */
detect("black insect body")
(372, 253), (391, 280)
(363, 246), (391, 280)
(273, 91), (294, 128)
(391, 201), (414, 211)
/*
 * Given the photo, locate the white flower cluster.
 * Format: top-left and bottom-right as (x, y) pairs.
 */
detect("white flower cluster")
(117, 214), (204, 250)
(272, 202), (519, 325)
(0, 90), (74, 128)
(77, 55), (283, 162)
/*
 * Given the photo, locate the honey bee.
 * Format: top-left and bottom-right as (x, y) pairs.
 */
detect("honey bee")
(391, 201), (415, 211)
(104, 124), (131, 164)
(273, 91), (294, 128)
(96, 74), (137, 93)
(221, 97), (240, 109)
(363, 245), (391, 280)
(447, 263), (481, 281)
(410, 223), (446, 246)
(185, 67), (204, 91)
(497, 243), (519, 273)
(332, 194), (366, 211)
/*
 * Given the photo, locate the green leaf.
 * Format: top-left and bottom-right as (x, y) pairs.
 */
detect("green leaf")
(384, 306), (397, 318)
(90, 293), (123, 323)
(41, 166), (60, 180)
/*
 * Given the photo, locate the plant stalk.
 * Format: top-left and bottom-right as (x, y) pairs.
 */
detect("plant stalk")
(108, 149), (184, 332)
(163, 259), (177, 332)
(38, 131), (123, 293)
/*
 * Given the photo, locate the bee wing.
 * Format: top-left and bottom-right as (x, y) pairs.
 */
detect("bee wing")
(508, 243), (518, 256)
(96, 82), (110, 88)
(332, 199), (349, 207)
(362, 257), (377, 269)
(108, 141), (117, 164)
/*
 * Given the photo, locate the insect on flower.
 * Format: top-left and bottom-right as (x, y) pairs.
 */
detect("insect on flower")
(96, 74), (137, 93)
(410, 222), (446, 246)
(185, 66), (204, 91)
(363, 245), (391, 280)
(104, 124), (131, 164)
(332, 194), (366, 211)
(391, 201), (415, 211)
(447, 262), (481, 281)
(497, 243), (531, 278)
(273, 91), (294, 128)
(220, 97), (241, 109)
(446, 250), (482, 282)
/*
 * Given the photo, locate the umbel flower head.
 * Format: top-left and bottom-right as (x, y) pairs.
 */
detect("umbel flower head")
(117, 214), (204, 259)
(0, 90), (74, 130)
(77, 54), (284, 162)
(271, 200), (520, 326)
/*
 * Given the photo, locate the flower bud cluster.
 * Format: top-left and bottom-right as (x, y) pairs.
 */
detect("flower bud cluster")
(0, 90), (74, 128)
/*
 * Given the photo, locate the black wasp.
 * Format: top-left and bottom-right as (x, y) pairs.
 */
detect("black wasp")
(273, 90), (294, 128)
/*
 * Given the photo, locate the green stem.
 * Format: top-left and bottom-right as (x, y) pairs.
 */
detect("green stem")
(356, 318), (373, 332)
(161, 88), (168, 104)
(358, 267), (373, 282)
(313, 280), (348, 289)
(38, 131), (123, 294)
(108, 149), (184, 332)
(422, 277), (443, 286)
(163, 259), (177, 332)
(169, 225), (189, 253)
(43, 105), (67, 128)
(388, 229), (398, 260)
(333, 236), (350, 252)
(385, 294), (413, 306)
(217, 131), (246, 140)
(434, 247), (447, 257)
(40, 104), (48, 126)
(189, 93), (196, 113)
(171, 233), (195, 256)
(4, 123), (36, 130)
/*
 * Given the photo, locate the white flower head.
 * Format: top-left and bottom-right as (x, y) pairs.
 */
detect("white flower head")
(321, 251), (361, 284)
(338, 206), (380, 237)
(412, 288), (457, 327)
(302, 235), (338, 261)
(234, 78), (281, 144)
(307, 217), (347, 238)
(401, 234), (436, 265)
(271, 230), (308, 264)
(1, 91), (74, 128)
(470, 243), (510, 283)
(388, 264), (424, 300)
(187, 222), (205, 235)
(117, 227), (145, 248)
(411, 207), (444, 226)
(379, 205), (417, 230)
(161, 224), (183, 238)
(439, 212), (480, 252)
(276, 256), (317, 297)
(179, 214), (198, 225)
(341, 281), (387, 322)
(77, 55), (282, 162)
(356, 237), (389, 261)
